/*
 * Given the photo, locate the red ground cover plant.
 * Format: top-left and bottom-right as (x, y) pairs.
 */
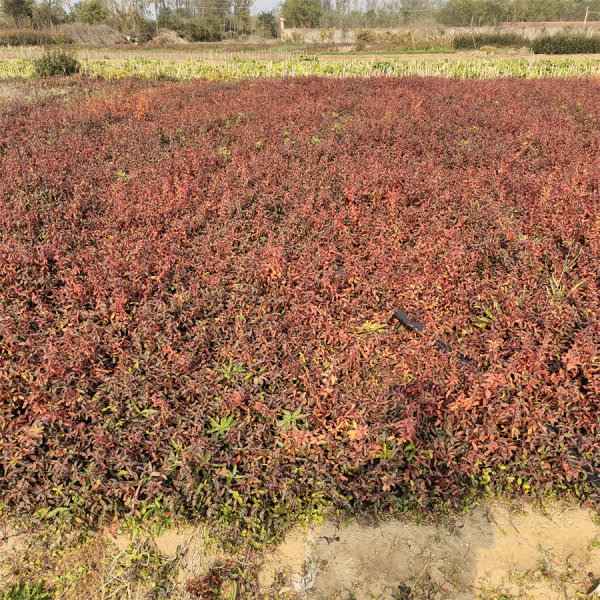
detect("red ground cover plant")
(0, 77), (599, 534)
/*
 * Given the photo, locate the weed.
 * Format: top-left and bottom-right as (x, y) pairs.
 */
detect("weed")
(277, 408), (308, 430)
(207, 415), (238, 437)
(1, 582), (52, 600)
(217, 359), (246, 383)
(217, 146), (231, 160)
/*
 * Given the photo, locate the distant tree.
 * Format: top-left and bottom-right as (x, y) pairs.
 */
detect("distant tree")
(438, 0), (508, 25)
(257, 10), (277, 36)
(181, 10), (222, 40)
(478, 0), (509, 24)
(1, 0), (33, 26)
(227, 0), (252, 34)
(157, 6), (182, 29)
(401, 0), (430, 21)
(232, 0), (252, 18)
(76, 0), (109, 23)
(281, 0), (322, 27)
(32, 0), (68, 27)
(193, 0), (231, 19)
(510, 0), (592, 21)
(202, 9), (223, 38)
(438, 0), (597, 25)
(525, 0), (564, 20)
(437, 0), (477, 25)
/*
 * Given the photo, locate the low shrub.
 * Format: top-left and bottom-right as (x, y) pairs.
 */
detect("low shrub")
(532, 34), (600, 54)
(0, 29), (74, 46)
(356, 29), (376, 45)
(53, 34), (75, 44)
(379, 30), (452, 51)
(355, 29), (453, 53)
(33, 46), (80, 76)
(479, 44), (497, 54)
(289, 30), (305, 44)
(453, 32), (529, 50)
(320, 28), (334, 43)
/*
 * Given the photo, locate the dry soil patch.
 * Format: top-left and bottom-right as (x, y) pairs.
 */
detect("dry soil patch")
(257, 502), (600, 600)
(1, 501), (599, 599)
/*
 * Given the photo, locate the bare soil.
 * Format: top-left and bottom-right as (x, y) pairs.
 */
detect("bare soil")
(2, 501), (599, 599)
(257, 502), (600, 600)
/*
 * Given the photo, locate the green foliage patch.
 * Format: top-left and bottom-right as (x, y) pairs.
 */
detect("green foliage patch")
(32, 46), (80, 76)
(1, 582), (52, 600)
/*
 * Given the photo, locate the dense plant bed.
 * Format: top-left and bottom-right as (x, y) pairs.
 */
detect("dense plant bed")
(0, 78), (599, 537)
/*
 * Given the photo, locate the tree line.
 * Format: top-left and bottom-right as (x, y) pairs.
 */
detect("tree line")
(2, 0), (600, 39)
(1, 0), (266, 39)
(281, 0), (600, 28)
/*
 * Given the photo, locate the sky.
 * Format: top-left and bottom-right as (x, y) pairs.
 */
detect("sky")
(251, 0), (280, 14)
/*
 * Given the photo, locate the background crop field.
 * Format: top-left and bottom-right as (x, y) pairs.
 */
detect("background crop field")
(3, 47), (600, 79)
(0, 77), (599, 544)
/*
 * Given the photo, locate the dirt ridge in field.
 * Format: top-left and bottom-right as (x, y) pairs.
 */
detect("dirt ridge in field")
(2, 501), (599, 599)
(254, 502), (600, 599)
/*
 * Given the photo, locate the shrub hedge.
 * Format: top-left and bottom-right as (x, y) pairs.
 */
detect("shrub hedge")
(0, 29), (74, 47)
(453, 32), (529, 49)
(356, 30), (452, 51)
(532, 34), (600, 54)
(0, 78), (599, 535)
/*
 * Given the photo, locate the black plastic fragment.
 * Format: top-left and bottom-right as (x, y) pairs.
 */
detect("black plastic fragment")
(392, 308), (473, 366)
(393, 309), (424, 332)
